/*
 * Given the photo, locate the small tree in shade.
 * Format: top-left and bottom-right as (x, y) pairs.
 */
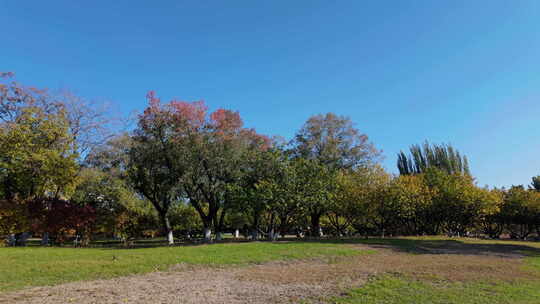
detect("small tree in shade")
(397, 141), (470, 176)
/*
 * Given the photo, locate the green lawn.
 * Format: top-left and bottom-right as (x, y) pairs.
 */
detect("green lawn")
(332, 275), (540, 304)
(0, 241), (364, 292)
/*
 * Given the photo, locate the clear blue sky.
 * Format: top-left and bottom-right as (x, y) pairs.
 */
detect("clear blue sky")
(2, 1), (539, 188)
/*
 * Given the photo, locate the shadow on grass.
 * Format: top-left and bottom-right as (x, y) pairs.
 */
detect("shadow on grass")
(314, 238), (540, 258)
(22, 236), (540, 258)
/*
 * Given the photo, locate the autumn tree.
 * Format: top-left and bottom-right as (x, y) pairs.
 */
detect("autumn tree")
(291, 113), (380, 237)
(29, 197), (96, 246)
(127, 92), (186, 245)
(0, 73), (80, 244)
(292, 113), (381, 170)
(477, 188), (504, 239)
(180, 107), (270, 242)
(329, 165), (390, 236)
(383, 174), (434, 236)
(422, 168), (486, 236)
(129, 92), (269, 243)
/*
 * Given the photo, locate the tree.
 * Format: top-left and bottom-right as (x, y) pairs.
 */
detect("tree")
(423, 168), (484, 236)
(292, 113), (381, 170)
(129, 91), (270, 243)
(176, 104), (269, 242)
(251, 153), (304, 239)
(385, 174), (434, 236)
(71, 168), (151, 240)
(397, 142), (470, 176)
(477, 188), (504, 239)
(30, 197), (96, 246)
(500, 186), (540, 239)
(228, 148), (284, 240)
(293, 158), (337, 237)
(127, 92), (186, 245)
(0, 75), (79, 201)
(329, 165), (390, 236)
(0, 73), (120, 245)
(0, 74), (80, 244)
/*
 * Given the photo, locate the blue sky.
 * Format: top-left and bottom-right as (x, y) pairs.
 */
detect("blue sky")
(2, 1), (539, 188)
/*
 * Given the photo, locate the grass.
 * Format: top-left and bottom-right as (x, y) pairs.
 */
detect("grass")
(4, 236), (540, 303)
(332, 275), (540, 304)
(0, 241), (365, 292)
(329, 237), (540, 304)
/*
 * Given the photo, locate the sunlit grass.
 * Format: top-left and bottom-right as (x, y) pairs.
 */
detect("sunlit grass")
(0, 241), (365, 292)
(332, 274), (540, 304)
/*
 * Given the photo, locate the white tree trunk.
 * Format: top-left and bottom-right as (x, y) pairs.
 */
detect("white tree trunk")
(167, 230), (174, 245)
(234, 229), (240, 238)
(318, 227), (324, 237)
(216, 232), (223, 241)
(204, 227), (212, 242)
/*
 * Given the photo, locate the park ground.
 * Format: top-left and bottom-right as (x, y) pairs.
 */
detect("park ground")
(1, 237), (540, 303)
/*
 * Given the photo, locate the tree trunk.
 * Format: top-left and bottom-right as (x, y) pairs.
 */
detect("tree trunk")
(310, 213), (322, 237)
(234, 229), (240, 238)
(160, 213), (174, 245)
(251, 211), (260, 241)
(216, 232), (223, 241)
(268, 213), (277, 241)
(204, 226), (212, 242)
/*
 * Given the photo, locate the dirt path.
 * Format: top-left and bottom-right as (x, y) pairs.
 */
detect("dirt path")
(1, 244), (535, 304)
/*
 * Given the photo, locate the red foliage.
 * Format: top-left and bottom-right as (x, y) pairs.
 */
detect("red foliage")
(139, 90), (270, 149)
(29, 198), (96, 243)
(210, 109), (243, 131)
(171, 100), (207, 127)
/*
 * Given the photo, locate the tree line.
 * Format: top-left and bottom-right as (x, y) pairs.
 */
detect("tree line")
(1, 73), (540, 246)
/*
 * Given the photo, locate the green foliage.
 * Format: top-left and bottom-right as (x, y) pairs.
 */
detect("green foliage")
(292, 112), (381, 169)
(168, 203), (203, 234)
(0, 75), (80, 239)
(71, 168), (153, 242)
(0, 106), (79, 201)
(398, 141), (470, 176)
(500, 186), (540, 239)
(329, 165), (390, 236)
(4, 78), (540, 247)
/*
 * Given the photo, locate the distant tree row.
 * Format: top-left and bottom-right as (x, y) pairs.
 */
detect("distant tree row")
(1, 73), (539, 246)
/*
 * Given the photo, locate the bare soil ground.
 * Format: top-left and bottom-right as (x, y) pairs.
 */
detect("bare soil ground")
(1, 241), (537, 304)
